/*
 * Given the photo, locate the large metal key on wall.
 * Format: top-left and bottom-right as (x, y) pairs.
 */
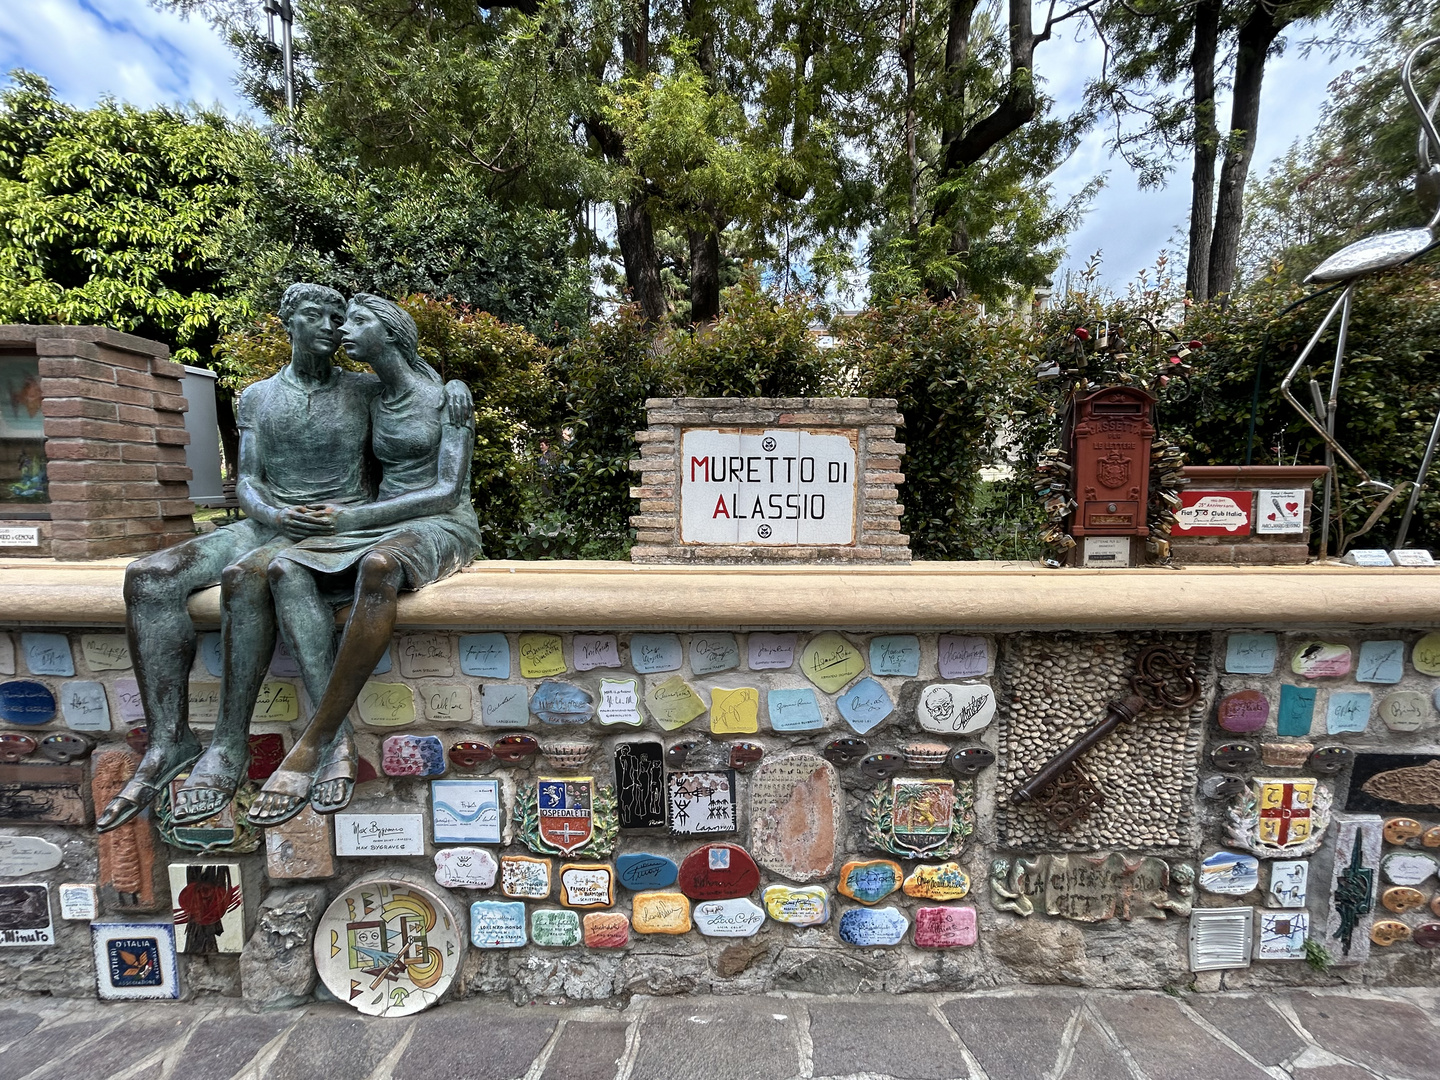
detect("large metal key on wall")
(1010, 645), (1201, 828)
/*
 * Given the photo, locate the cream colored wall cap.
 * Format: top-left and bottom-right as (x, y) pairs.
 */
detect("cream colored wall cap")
(2, 558), (1439, 631)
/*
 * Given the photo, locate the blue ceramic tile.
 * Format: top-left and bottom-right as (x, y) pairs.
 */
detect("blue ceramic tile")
(1226, 634), (1278, 675)
(690, 634), (740, 675)
(481, 683), (529, 727)
(937, 635), (988, 678)
(0, 680), (56, 725)
(1356, 641), (1404, 684)
(869, 636), (920, 677)
(470, 900), (527, 947)
(59, 680), (109, 731)
(1326, 691), (1372, 734)
(200, 632), (223, 677)
(630, 634), (683, 674)
(21, 634), (72, 677)
(616, 853), (678, 891)
(1276, 684), (1316, 736)
(767, 688), (825, 732)
(529, 681), (594, 724)
(459, 633), (511, 679)
(433, 779), (502, 843)
(836, 677), (893, 735)
(837, 906), (908, 946)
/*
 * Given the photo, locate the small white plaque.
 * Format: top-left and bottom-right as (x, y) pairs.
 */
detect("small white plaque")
(1390, 549), (1435, 566)
(0, 836), (62, 877)
(1255, 489), (1306, 534)
(1081, 536), (1131, 567)
(334, 813), (426, 856)
(58, 883), (97, 921)
(1342, 549), (1394, 567)
(0, 526), (39, 547)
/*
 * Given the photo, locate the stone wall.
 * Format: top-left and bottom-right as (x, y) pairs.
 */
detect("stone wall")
(1, 563), (1438, 1007)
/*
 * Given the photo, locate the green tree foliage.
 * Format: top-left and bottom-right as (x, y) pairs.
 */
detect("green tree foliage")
(0, 73), (243, 363)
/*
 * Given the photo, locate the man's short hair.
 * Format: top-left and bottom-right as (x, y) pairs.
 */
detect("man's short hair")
(278, 283), (345, 325)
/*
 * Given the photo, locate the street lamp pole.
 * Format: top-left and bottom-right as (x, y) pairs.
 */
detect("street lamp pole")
(263, 0), (296, 116)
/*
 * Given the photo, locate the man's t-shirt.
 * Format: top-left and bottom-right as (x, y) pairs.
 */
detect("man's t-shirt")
(236, 365), (380, 507)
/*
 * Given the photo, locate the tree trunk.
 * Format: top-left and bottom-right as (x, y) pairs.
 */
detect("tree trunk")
(1207, 0), (1284, 302)
(1185, 0), (1220, 301)
(616, 198), (668, 323)
(688, 219), (722, 324)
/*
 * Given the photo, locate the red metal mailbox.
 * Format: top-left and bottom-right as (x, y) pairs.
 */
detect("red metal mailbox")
(1066, 385), (1155, 538)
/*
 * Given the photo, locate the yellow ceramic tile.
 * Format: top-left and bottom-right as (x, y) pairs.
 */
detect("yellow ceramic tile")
(518, 633), (566, 678)
(709, 687), (759, 734)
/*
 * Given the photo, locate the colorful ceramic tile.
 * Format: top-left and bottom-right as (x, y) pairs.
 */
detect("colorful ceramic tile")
(1267, 860), (1308, 908)
(57, 883), (96, 921)
(1414, 632), (1440, 675)
(574, 634), (621, 671)
(709, 686), (760, 735)
(630, 634), (683, 674)
(268, 639), (301, 677)
(432, 779), (501, 844)
(678, 843), (760, 900)
(837, 906), (908, 946)
(0, 883), (52, 946)
(1291, 642), (1351, 678)
(383, 734), (447, 778)
(397, 634), (454, 678)
(0, 634), (12, 676)
(887, 778), (959, 856)
(693, 897), (765, 937)
(251, 680), (299, 723)
(169, 863), (244, 953)
(0, 681), (55, 726)
(560, 863), (614, 908)
(1217, 690), (1268, 734)
(598, 679), (643, 726)
(187, 682), (220, 726)
(616, 853), (678, 891)
(1260, 742), (1313, 768)
(265, 806), (335, 880)
(537, 776), (598, 854)
(458, 633), (510, 678)
(916, 683), (995, 735)
(1324, 814), (1382, 964)
(1226, 633), (1278, 674)
(914, 905), (977, 948)
(0, 835), (61, 876)
(1326, 692), (1372, 734)
(112, 678), (144, 723)
(422, 684), (473, 724)
(1257, 910), (1308, 960)
(1370, 918), (1412, 946)
(1228, 777), (1329, 856)
(762, 884), (830, 926)
(1382, 885), (1426, 913)
(583, 911), (629, 948)
(937, 635), (988, 678)
(836, 677), (893, 735)
(645, 676), (707, 731)
(1277, 684), (1317, 736)
(870, 635), (920, 677)
(530, 681), (594, 725)
(800, 632), (865, 693)
(1188, 908), (1253, 971)
(748, 633), (796, 671)
(39, 732), (93, 765)
(690, 633), (740, 675)
(531, 908), (582, 946)
(334, 813), (425, 856)
(21, 633), (72, 677)
(766, 688), (825, 732)
(1355, 640), (1404, 684)
(631, 891), (691, 934)
(481, 683), (529, 728)
(748, 751), (842, 882)
(92, 923), (179, 998)
(1378, 691), (1429, 732)
(615, 742), (666, 829)
(838, 859), (903, 905)
(1381, 850), (1437, 885)
(500, 855), (551, 899)
(1384, 817), (1424, 845)
(0, 733), (36, 761)
(356, 681), (415, 727)
(80, 635), (130, 672)
(198, 632), (223, 677)
(902, 863), (971, 901)
(59, 681), (109, 732)
(518, 633), (566, 678)
(471, 900), (528, 947)
(667, 771), (737, 835)
(1198, 851), (1259, 895)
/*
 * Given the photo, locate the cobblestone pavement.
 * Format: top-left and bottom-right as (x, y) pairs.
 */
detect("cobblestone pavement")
(0, 987), (1436, 1080)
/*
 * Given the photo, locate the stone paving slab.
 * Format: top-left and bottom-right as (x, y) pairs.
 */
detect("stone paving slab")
(0, 988), (1434, 1080)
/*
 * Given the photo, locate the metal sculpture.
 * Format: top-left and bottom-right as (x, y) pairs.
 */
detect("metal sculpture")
(1280, 37), (1440, 555)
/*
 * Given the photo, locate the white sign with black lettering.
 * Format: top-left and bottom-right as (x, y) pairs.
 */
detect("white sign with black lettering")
(0, 527), (39, 547)
(680, 429), (856, 546)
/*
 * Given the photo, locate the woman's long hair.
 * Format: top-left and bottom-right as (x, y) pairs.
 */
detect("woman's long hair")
(349, 294), (442, 384)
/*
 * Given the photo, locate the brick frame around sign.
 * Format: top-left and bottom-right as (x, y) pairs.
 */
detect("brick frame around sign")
(629, 398), (909, 563)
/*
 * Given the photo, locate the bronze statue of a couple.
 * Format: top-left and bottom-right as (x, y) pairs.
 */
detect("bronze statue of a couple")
(96, 284), (481, 833)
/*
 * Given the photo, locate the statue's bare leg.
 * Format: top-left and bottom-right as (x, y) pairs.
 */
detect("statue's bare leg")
(250, 549), (406, 825)
(173, 542), (286, 823)
(98, 524), (273, 831)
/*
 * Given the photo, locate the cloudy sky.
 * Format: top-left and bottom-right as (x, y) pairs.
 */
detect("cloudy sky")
(0, 0), (1354, 290)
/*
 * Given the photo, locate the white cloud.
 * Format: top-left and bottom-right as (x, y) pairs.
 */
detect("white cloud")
(0, 0), (251, 113)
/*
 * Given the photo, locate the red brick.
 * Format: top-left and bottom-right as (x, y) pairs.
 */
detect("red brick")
(33, 338), (107, 361)
(113, 368), (166, 393)
(123, 517), (174, 537)
(151, 358), (186, 379)
(45, 461), (157, 482)
(89, 343), (155, 372)
(153, 391), (189, 413)
(155, 428), (191, 446)
(154, 464), (193, 483)
(47, 481), (130, 502)
(116, 404), (161, 427)
(120, 443), (186, 464)
(37, 357), (116, 383)
(160, 499), (196, 517)
(43, 417), (149, 442)
(42, 398), (118, 420)
(41, 439), (123, 462)
(48, 499), (158, 521)
(49, 519), (128, 540)
(40, 378), (151, 406)
(55, 535), (151, 559)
